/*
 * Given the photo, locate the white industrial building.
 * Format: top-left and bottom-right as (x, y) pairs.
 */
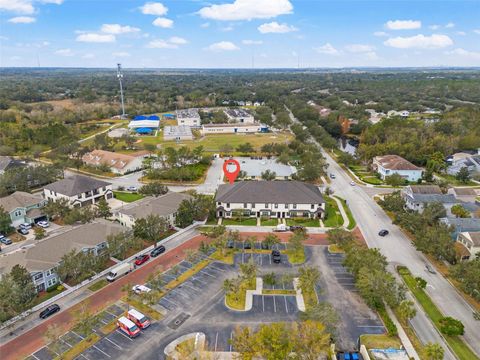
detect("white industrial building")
(201, 123), (266, 135)
(224, 108), (255, 124)
(163, 125), (194, 141)
(176, 108), (201, 127)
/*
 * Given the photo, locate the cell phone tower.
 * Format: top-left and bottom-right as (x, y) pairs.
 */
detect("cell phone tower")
(117, 63), (126, 118)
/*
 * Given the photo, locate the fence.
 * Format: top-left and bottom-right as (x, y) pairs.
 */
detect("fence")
(0, 221), (203, 331)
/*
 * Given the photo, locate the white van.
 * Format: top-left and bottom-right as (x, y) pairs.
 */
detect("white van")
(106, 262), (134, 282)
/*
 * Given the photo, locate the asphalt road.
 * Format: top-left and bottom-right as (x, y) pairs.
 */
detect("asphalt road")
(323, 149), (477, 357)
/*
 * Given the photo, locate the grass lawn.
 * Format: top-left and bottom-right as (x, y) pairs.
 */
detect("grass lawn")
(286, 217), (320, 227)
(286, 247), (306, 264)
(261, 218), (278, 226)
(302, 287), (318, 309)
(165, 259), (211, 290)
(31, 287), (66, 307)
(113, 191), (144, 203)
(360, 334), (401, 349)
(222, 217), (258, 226)
(323, 196), (344, 227)
(124, 298), (163, 321)
(398, 266), (479, 360)
(349, 165), (384, 185)
(334, 195), (357, 230)
(88, 279), (109, 292)
(137, 132), (294, 153)
(328, 244), (345, 253)
(58, 333), (100, 360)
(435, 174), (477, 186)
(226, 278), (256, 310)
(210, 249), (235, 265)
(262, 289), (296, 295)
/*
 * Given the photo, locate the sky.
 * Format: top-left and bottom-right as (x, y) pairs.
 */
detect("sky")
(0, 0), (479, 68)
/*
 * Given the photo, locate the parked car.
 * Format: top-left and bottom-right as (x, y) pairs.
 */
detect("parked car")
(134, 254), (150, 266)
(18, 228), (29, 235)
(425, 264), (436, 274)
(37, 220), (50, 228)
(290, 225), (305, 232)
(127, 309), (150, 329)
(132, 284), (152, 295)
(39, 304), (60, 319)
(273, 224), (288, 232)
(107, 262), (134, 282)
(272, 250), (281, 264)
(350, 181), (356, 186)
(19, 223), (32, 230)
(243, 242), (252, 249)
(127, 186), (138, 192)
(0, 236), (12, 245)
(150, 245), (166, 257)
(227, 240), (234, 249)
(329, 173), (336, 179)
(261, 241), (269, 250)
(117, 316), (140, 338)
(378, 229), (389, 236)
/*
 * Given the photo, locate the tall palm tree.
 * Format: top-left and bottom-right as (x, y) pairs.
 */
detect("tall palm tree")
(425, 342), (445, 360)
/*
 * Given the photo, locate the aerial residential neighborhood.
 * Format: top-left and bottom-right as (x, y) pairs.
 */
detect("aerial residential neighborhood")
(0, 1), (480, 360)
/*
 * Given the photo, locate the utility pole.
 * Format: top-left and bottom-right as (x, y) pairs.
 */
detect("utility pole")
(117, 63), (126, 118)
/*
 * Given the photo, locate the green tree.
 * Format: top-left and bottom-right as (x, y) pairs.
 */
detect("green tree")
(43, 324), (64, 358)
(237, 142), (254, 154)
(292, 320), (331, 360)
(263, 233), (280, 249)
(298, 266), (321, 294)
(175, 193), (215, 228)
(456, 167), (470, 184)
(8, 265), (37, 312)
(230, 326), (257, 360)
(239, 258), (258, 284)
(299, 302), (340, 337)
(451, 204), (470, 218)
(73, 301), (100, 337)
(439, 317), (464, 336)
(107, 231), (136, 260)
(133, 214), (169, 243)
(139, 182), (168, 197)
(422, 202), (447, 225)
(397, 300), (417, 321)
(326, 228), (355, 248)
(255, 323), (293, 360)
(96, 198), (112, 219)
(261, 170), (277, 180)
(34, 226), (46, 240)
(385, 173), (405, 187)
(43, 199), (70, 220)
(425, 342), (445, 360)
(0, 206), (13, 235)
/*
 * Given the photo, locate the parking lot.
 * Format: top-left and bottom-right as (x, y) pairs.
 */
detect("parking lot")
(252, 295), (298, 315)
(235, 252), (291, 267)
(27, 304), (128, 360)
(326, 252), (357, 292)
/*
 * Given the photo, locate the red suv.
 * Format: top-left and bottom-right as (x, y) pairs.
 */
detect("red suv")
(134, 254), (150, 266)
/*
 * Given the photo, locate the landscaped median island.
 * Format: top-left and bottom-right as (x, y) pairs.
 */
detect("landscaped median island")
(397, 266), (480, 360)
(333, 195), (356, 230)
(323, 195), (344, 228)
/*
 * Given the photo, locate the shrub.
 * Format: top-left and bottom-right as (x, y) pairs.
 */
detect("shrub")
(378, 307), (398, 336)
(439, 317), (464, 336)
(57, 285), (64, 291)
(46, 284), (58, 292)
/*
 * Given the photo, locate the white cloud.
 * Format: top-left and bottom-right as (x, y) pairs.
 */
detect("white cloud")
(55, 48), (73, 56)
(0, 0), (34, 14)
(39, 0), (64, 4)
(200, 22), (210, 28)
(168, 36), (187, 45)
(429, 24), (440, 30)
(258, 21), (298, 34)
(8, 16), (35, 23)
(76, 33), (116, 43)
(373, 31), (389, 37)
(385, 20), (421, 30)
(384, 34), (453, 49)
(113, 52), (131, 57)
(206, 41), (239, 51)
(474, 29), (480, 35)
(199, 0), (293, 21)
(456, 31), (466, 36)
(152, 17), (173, 28)
(345, 44), (375, 53)
(147, 39), (176, 49)
(82, 53), (95, 59)
(313, 43), (339, 55)
(446, 48), (480, 59)
(445, 22), (455, 28)
(140, 2), (167, 16)
(221, 26), (234, 32)
(242, 39), (263, 45)
(101, 24), (140, 34)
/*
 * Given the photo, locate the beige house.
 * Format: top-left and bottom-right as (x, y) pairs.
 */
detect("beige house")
(456, 231), (480, 261)
(82, 149), (147, 175)
(114, 192), (191, 228)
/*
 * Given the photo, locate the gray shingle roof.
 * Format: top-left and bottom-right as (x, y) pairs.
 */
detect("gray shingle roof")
(44, 175), (111, 196)
(410, 194), (457, 204)
(409, 185), (442, 194)
(215, 181), (324, 204)
(119, 192), (191, 218)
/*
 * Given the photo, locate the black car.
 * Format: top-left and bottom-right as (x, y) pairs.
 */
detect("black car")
(227, 240), (234, 249)
(150, 245), (166, 257)
(272, 250), (281, 264)
(39, 304), (60, 319)
(244, 242), (252, 250)
(378, 229), (389, 237)
(18, 228), (29, 235)
(290, 225), (305, 232)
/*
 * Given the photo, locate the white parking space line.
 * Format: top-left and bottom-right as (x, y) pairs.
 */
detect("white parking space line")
(273, 296), (277, 313)
(211, 264), (226, 272)
(182, 283), (200, 292)
(200, 270), (215, 278)
(357, 325), (385, 328)
(93, 345), (111, 358)
(214, 332), (218, 351)
(71, 331), (85, 340)
(229, 332), (233, 352)
(116, 330), (134, 341)
(284, 296), (289, 313)
(104, 336), (123, 349)
(191, 276), (208, 285)
(100, 318), (109, 325)
(262, 296), (265, 312)
(78, 354), (89, 360)
(30, 353), (41, 360)
(61, 339), (73, 348)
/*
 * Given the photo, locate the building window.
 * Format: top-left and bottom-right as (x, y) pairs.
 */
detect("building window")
(33, 273), (43, 281)
(251, 203), (255, 208)
(274, 204), (278, 209)
(243, 203), (247, 208)
(265, 203), (268, 208)
(285, 204), (289, 209)
(226, 203), (230, 208)
(217, 202), (221, 206)
(311, 204), (315, 209)
(293, 204), (297, 209)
